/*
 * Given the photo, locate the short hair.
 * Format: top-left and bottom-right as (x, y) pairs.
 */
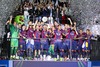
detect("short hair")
(86, 29), (90, 31)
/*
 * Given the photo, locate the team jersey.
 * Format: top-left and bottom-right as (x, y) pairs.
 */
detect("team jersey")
(10, 24), (19, 47)
(70, 31), (76, 39)
(77, 32), (86, 45)
(34, 30), (41, 42)
(42, 30), (48, 38)
(19, 30), (26, 43)
(64, 28), (71, 39)
(54, 30), (62, 39)
(27, 28), (34, 39)
(47, 31), (54, 44)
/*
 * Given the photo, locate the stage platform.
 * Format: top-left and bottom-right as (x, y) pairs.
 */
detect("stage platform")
(0, 60), (93, 67)
(13, 60), (89, 67)
(0, 60), (100, 67)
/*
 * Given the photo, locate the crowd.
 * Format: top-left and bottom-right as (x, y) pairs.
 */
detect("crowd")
(17, 0), (72, 25)
(5, 0), (93, 61)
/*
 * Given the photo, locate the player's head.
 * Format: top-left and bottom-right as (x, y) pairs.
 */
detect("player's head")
(18, 23), (22, 29)
(58, 25), (61, 30)
(22, 25), (26, 31)
(13, 22), (17, 26)
(28, 21), (32, 25)
(79, 29), (83, 34)
(36, 25), (39, 31)
(51, 26), (55, 31)
(48, 28), (52, 32)
(86, 29), (90, 34)
(43, 25), (47, 31)
(29, 25), (32, 28)
(54, 20), (58, 26)
(65, 24), (70, 29)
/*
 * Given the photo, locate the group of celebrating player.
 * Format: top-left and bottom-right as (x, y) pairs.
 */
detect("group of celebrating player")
(6, 15), (93, 61)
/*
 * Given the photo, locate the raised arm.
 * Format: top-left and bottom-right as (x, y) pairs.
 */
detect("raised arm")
(6, 15), (13, 25)
(33, 20), (38, 29)
(68, 18), (73, 26)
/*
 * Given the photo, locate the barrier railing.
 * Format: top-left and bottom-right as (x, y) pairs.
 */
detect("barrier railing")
(1, 37), (94, 60)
